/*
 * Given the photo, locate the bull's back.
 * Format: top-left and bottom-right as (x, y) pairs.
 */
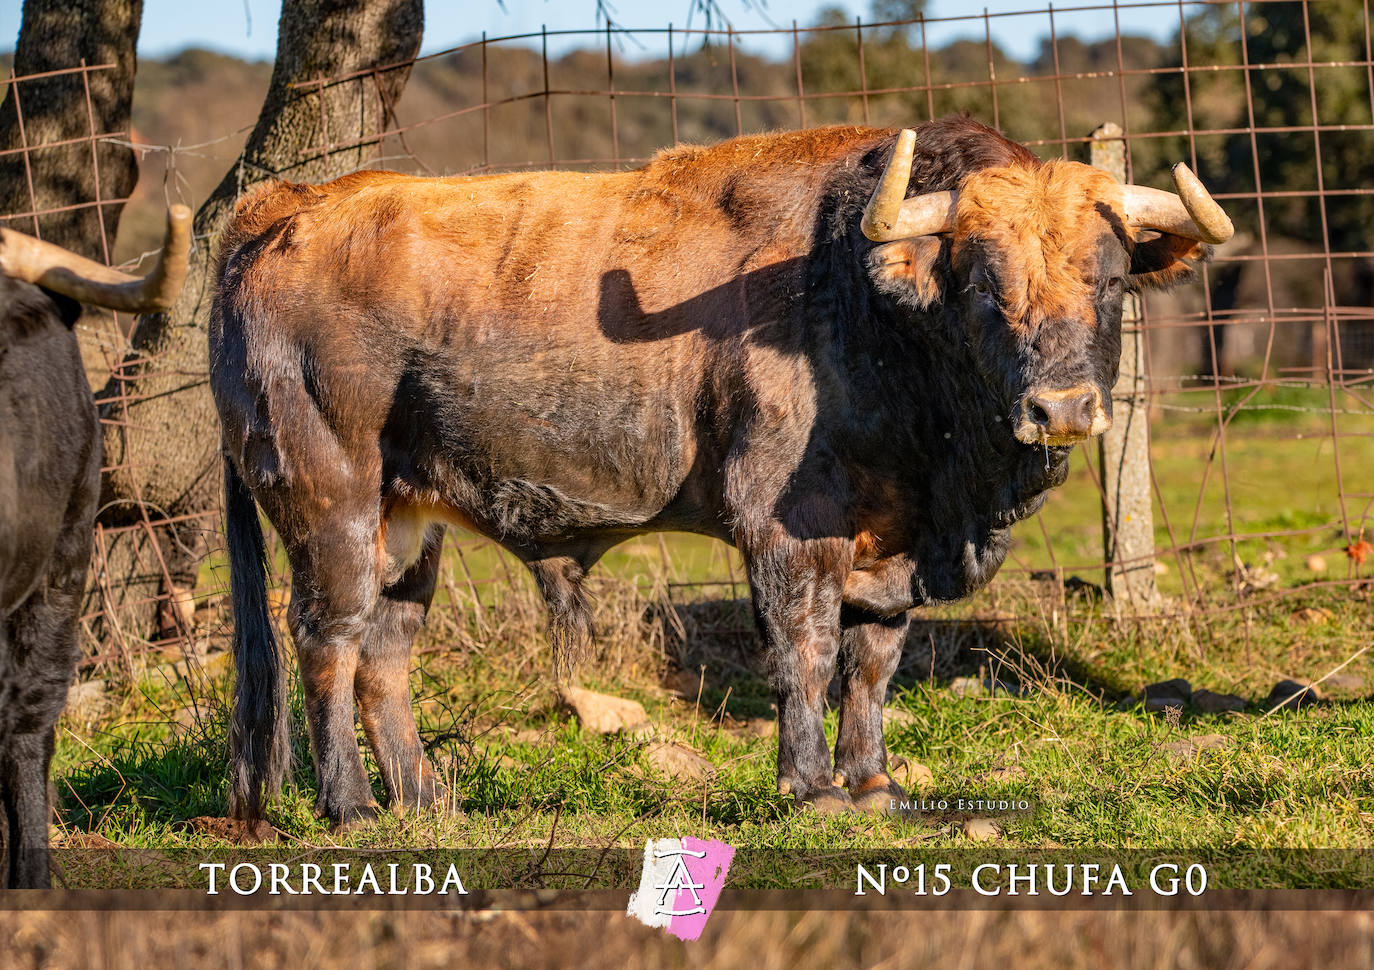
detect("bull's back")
(212, 167), (805, 538)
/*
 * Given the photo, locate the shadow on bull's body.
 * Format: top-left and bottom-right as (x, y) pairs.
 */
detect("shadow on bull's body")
(209, 116), (1227, 828)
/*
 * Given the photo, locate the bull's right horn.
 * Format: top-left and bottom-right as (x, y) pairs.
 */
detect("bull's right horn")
(0, 204), (192, 312)
(1121, 164), (1234, 245)
(862, 128), (958, 242)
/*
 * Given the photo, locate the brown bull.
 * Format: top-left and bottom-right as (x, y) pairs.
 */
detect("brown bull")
(210, 116), (1230, 825)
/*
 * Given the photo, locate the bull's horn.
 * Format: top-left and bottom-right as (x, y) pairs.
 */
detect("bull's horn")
(891, 191), (958, 239)
(862, 128), (958, 241)
(1121, 164), (1233, 245)
(0, 204), (192, 312)
(862, 128), (917, 240)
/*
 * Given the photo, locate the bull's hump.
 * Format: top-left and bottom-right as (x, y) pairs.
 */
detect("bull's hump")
(645, 126), (888, 178)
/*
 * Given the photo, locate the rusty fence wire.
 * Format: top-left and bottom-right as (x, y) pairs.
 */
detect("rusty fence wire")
(0, 59), (229, 682)
(2, 0), (1371, 684)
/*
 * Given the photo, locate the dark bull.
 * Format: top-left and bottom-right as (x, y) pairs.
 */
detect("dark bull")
(210, 117), (1230, 826)
(0, 208), (189, 886)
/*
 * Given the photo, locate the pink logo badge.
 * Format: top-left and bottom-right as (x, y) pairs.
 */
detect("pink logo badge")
(626, 837), (735, 940)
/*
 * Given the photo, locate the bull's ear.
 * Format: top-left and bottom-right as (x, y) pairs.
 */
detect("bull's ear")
(1129, 232), (1212, 291)
(867, 237), (944, 309)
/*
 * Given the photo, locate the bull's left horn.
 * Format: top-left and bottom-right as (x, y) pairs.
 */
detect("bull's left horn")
(0, 204), (192, 312)
(862, 128), (958, 242)
(862, 128), (917, 241)
(1121, 164), (1233, 245)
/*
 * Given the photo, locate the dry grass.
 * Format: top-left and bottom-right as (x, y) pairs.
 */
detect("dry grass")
(2, 907), (1372, 970)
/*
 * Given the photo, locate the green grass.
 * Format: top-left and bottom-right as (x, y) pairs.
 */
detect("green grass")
(1014, 385), (1374, 592)
(50, 583), (1373, 887)
(57, 408), (1374, 891)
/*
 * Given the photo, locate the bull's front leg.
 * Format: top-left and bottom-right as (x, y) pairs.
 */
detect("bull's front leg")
(834, 607), (911, 812)
(741, 531), (853, 813)
(1, 731), (56, 888)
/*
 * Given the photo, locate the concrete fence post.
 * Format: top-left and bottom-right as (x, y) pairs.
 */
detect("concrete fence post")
(1090, 123), (1158, 610)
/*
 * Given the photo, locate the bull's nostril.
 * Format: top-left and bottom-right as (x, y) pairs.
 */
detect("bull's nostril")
(1024, 387), (1100, 438)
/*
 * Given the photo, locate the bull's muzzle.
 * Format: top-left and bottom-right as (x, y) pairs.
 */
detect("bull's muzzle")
(1015, 385), (1111, 445)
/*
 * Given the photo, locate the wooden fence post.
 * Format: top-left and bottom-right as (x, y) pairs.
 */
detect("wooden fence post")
(1090, 123), (1158, 610)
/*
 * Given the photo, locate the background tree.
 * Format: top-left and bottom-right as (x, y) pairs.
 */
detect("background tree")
(0, 0), (142, 258)
(868, 0), (927, 37)
(1146, 0), (1373, 253)
(88, 0), (424, 642)
(1143, 0), (1374, 374)
(799, 0), (1163, 148)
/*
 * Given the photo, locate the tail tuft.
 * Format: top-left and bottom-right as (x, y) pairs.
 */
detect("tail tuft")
(223, 451), (291, 820)
(529, 557), (594, 682)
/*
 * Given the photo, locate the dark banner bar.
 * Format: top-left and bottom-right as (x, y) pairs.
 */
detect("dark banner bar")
(1, 848), (1368, 909)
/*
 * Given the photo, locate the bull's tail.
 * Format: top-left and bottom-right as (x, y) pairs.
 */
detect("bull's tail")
(223, 450), (291, 820)
(530, 556), (594, 682)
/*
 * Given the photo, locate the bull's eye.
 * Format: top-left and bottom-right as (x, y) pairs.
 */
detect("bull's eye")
(972, 280), (992, 298)
(1103, 276), (1126, 297)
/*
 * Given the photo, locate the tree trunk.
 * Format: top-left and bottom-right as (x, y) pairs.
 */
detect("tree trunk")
(0, 0), (142, 259)
(89, 0), (424, 648)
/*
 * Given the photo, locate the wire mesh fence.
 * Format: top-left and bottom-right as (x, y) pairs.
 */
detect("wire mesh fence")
(3, 0), (1370, 684)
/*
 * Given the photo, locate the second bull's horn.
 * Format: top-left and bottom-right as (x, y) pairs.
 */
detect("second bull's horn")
(1121, 164), (1234, 245)
(862, 128), (958, 242)
(0, 204), (192, 312)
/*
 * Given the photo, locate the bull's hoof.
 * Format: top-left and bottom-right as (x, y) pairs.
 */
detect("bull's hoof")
(847, 774), (909, 814)
(797, 786), (853, 814)
(329, 803), (382, 832)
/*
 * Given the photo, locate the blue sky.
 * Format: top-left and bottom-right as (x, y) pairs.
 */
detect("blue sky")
(3, 1), (1181, 64)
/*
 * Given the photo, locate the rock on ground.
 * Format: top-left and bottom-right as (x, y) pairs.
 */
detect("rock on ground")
(559, 686), (650, 735)
(661, 667), (705, 699)
(962, 819), (1001, 842)
(889, 757), (934, 791)
(1162, 734), (1231, 762)
(1323, 673), (1366, 694)
(1290, 606), (1333, 625)
(185, 817), (280, 845)
(948, 677), (1026, 698)
(737, 718), (774, 739)
(1141, 678), (1192, 703)
(65, 678), (110, 720)
(1266, 679), (1323, 711)
(645, 742), (714, 782)
(948, 676), (985, 698)
(1191, 689), (1247, 714)
(884, 707), (919, 730)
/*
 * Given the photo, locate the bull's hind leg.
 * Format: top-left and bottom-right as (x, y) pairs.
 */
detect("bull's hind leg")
(277, 506), (384, 829)
(355, 524), (445, 812)
(833, 609), (911, 812)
